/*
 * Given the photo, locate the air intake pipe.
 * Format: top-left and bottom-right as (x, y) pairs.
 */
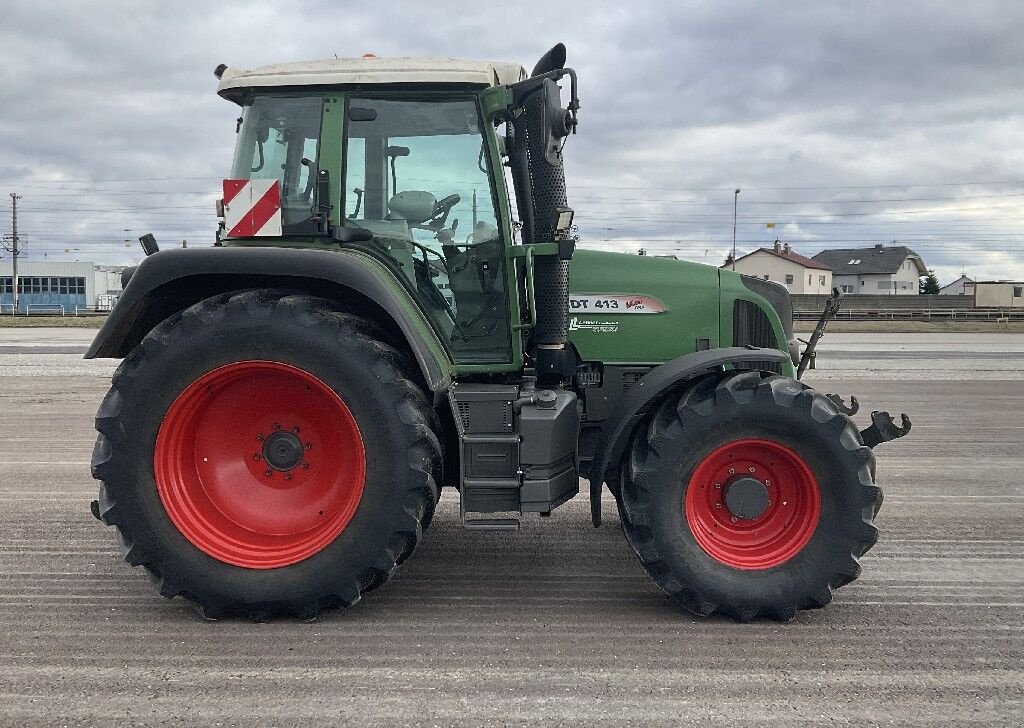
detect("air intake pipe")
(507, 45), (579, 381)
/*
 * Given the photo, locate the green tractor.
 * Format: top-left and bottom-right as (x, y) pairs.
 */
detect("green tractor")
(88, 44), (909, 621)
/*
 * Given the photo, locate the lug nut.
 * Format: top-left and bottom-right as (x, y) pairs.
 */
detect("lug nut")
(264, 469), (272, 477)
(715, 503), (723, 509)
(728, 468), (735, 475)
(730, 516), (738, 522)
(292, 426), (300, 434)
(272, 422), (280, 430)
(256, 434), (264, 442)
(301, 461), (310, 470)
(304, 443), (312, 450)
(252, 453), (261, 461)
(284, 473), (292, 481)
(714, 483), (721, 489)
(748, 466), (756, 473)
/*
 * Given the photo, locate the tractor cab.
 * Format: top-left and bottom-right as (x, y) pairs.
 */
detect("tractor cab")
(216, 56), (562, 364)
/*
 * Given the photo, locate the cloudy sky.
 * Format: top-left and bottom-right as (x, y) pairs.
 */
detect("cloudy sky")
(3, 0), (1024, 285)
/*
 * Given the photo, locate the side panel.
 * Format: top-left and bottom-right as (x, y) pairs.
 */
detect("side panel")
(567, 250), (721, 364)
(86, 246), (454, 392)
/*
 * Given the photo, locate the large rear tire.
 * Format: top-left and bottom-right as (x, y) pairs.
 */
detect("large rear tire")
(91, 290), (442, 619)
(619, 370), (881, 621)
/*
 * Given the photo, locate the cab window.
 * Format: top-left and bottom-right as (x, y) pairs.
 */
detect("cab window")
(231, 95), (323, 229)
(343, 96), (510, 363)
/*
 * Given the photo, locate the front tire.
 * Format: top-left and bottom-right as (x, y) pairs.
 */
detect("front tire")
(91, 291), (442, 619)
(619, 370), (882, 621)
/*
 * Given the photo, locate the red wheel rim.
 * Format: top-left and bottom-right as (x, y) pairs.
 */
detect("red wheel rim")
(154, 361), (365, 569)
(684, 438), (820, 570)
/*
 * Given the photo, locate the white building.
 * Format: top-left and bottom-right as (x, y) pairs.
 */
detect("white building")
(0, 260), (124, 313)
(812, 244), (926, 295)
(730, 241), (833, 294)
(973, 281), (1024, 308)
(938, 275), (974, 295)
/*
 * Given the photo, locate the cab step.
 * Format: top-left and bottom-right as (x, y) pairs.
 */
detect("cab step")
(463, 518), (520, 531)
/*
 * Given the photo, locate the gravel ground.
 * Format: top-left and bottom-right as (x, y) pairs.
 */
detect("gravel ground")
(0, 333), (1021, 726)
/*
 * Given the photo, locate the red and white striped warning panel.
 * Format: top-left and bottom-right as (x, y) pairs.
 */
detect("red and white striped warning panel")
(222, 179), (282, 237)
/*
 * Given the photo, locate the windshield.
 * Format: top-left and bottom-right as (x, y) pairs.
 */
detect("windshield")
(343, 96), (510, 363)
(231, 95), (323, 229)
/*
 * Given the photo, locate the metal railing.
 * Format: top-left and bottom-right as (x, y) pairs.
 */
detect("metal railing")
(794, 307), (1024, 321)
(25, 304), (65, 315)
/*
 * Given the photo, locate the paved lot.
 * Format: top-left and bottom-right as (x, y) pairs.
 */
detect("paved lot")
(0, 332), (1021, 726)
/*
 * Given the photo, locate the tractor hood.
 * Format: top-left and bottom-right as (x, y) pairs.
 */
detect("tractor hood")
(567, 249), (724, 365)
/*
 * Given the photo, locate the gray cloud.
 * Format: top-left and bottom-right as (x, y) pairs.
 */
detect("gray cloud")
(2, 0), (1023, 283)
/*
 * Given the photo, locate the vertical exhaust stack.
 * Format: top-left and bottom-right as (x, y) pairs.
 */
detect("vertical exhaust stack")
(507, 44), (579, 382)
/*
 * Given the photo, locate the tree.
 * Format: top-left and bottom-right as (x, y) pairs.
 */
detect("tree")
(723, 252), (735, 268)
(920, 270), (940, 294)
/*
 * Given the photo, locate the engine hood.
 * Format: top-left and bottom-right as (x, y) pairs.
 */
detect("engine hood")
(566, 249), (722, 365)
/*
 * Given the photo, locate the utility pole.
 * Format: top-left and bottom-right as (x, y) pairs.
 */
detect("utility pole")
(2, 193), (22, 315)
(732, 188), (740, 271)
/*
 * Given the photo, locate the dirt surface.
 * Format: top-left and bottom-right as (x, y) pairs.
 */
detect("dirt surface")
(0, 340), (1021, 726)
(0, 315), (106, 328)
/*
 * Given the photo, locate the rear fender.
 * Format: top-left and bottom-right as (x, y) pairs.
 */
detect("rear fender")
(87, 247), (452, 394)
(588, 346), (790, 526)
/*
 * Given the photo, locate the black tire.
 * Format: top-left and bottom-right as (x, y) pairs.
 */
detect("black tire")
(91, 290), (442, 620)
(619, 370), (881, 621)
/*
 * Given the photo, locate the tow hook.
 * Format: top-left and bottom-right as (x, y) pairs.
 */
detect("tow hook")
(860, 411), (912, 448)
(826, 394), (859, 416)
(90, 499), (102, 521)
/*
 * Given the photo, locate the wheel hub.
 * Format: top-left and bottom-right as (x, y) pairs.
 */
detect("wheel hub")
(154, 360), (366, 569)
(724, 476), (770, 520)
(684, 438), (821, 570)
(262, 430), (304, 471)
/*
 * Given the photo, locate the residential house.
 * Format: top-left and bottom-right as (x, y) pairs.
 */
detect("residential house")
(730, 241), (833, 293)
(938, 275), (974, 296)
(812, 244), (925, 295)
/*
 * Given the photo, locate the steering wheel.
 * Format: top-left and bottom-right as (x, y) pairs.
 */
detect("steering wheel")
(432, 194), (460, 220)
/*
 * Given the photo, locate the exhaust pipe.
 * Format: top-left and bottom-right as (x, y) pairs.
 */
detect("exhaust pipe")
(508, 49), (576, 381)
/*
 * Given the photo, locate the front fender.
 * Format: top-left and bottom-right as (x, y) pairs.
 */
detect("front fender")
(87, 246), (452, 393)
(588, 346), (790, 526)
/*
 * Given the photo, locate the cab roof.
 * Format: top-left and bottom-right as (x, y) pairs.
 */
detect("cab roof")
(217, 56), (528, 101)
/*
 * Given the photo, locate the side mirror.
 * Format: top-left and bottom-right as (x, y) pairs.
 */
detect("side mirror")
(348, 106), (378, 122)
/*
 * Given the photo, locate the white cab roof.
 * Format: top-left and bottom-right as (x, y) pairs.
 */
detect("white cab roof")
(217, 56), (527, 99)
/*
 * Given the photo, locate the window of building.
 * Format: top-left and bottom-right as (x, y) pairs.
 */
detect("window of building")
(785, 274), (794, 284)
(1014, 286), (1023, 298)
(819, 275), (826, 286)
(808, 274), (812, 285)
(878, 281), (891, 290)
(762, 275), (769, 280)
(0, 277), (11, 294)
(848, 259), (861, 265)
(12, 276), (85, 295)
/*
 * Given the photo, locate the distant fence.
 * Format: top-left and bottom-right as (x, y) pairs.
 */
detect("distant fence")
(789, 293), (1005, 320)
(794, 307), (1024, 321)
(26, 304), (65, 315)
(792, 294), (974, 312)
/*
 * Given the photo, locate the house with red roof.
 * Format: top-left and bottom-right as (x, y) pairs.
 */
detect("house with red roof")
(729, 241), (833, 294)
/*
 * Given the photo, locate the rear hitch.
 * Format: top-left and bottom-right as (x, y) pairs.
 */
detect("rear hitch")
(826, 393), (859, 416)
(860, 411), (912, 448)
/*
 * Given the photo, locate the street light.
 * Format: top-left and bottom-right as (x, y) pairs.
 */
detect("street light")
(732, 188), (740, 270)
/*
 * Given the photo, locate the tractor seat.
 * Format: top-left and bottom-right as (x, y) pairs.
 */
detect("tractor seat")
(387, 191), (436, 224)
